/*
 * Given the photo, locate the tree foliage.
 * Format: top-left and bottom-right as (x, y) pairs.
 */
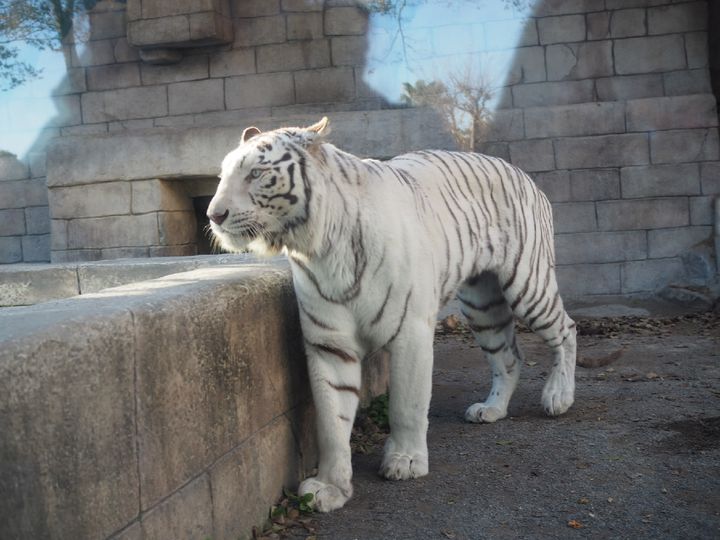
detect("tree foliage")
(0, 0), (99, 90)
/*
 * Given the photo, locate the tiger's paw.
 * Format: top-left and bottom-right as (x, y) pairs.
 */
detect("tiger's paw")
(298, 477), (351, 513)
(380, 452), (429, 480)
(542, 374), (575, 416)
(464, 402), (507, 423)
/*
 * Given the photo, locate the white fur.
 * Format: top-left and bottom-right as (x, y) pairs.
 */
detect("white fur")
(208, 118), (577, 512)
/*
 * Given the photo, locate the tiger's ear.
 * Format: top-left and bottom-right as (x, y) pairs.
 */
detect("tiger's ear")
(241, 126), (262, 143)
(307, 116), (329, 135)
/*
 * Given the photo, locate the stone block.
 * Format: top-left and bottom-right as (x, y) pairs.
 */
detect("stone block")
(0, 154), (29, 181)
(99, 247), (150, 260)
(483, 18), (538, 49)
(0, 180), (27, 209)
(331, 35), (367, 66)
(51, 219), (68, 250)
(136, 0), (215, 19)
(132, 267), (306, 508)
(21, 234), (50, 262)
(479, 142), (510, 161)
(87, 63), (140, 91)
(689, 195), (713, 225)
(67, 213), (159, 249)
(48, 95), (82, 127)
(287, 12), (324, 40)
(50, 182), (131, 218)
(128, 16), (190, 47)
(148, 244), (197, 257)
(538, 14), (585, 44)
(648, 226), (712, 258)
(61, 124), (109, 137)
(189, 11), (234, 43)
(89, 9), (127, 40)
(51, 67), (87, 95)
(234, 15), (286, 47)
(141, 55), (209, 85)
(508, 139), (555, 172)
(0, 209), (25, 236)
(132, 179), (193, 214)
(551, 201), (597, 233)
(663, 69), (711, 96)
(534, 0), (604, 16)
(71, 39), (115, 67)
(622, 258), (685, 293)
(140, 474), (213, 539)
(610, 8), (646, 38)
(25, 178), (48, 207)
(546, 41), (613, 81)
(114, 37), (141, 63)
(209, 48), (255, 77)
(82, 86), (168, 123)
(524, 102), (624, 139)
(555, 230), (647, 264)
(282, 0), (323, 11)
(556, 263), (621, 296)
(485, 109), (524, 142)
(257, 40), (330, 73)
(0, 265), (77, 306)
(621, 163), (701, 199)
(325, 6), (368, 35)
(108, 119), (155, 131)
(532, 170), (571, 202)
(700, 162), (720, 195)
(0, 306), (137, 539)
(512, 80), (594, 107)
(24, 206), (50, 235)
(140, 48), (184, 64)
(626, 94), (717, 132)
(494, 46), (546, 85)
(569, 169), (620, 201)
(169, 79), (224, 115)
(153, 114), (195, 128)
(226, 72), (294, 109)
(51, 249), (103, 263)
(597, 198), (689, 231)
(555, 133), (649, 169)
(27, 153), (46, 179)
(685, 32), (709, 69)
(650, 128), (720, 164)
(295, 67), (355, 103)
(0, 237), (22, 263)
(210, 416), (302, 540)
(648, 2), (706, 35)
(158, 211), (197, 245)
(586, 11), (610, 40)
(109, 522), (142, 540)
(76, 258), (206, 294)
(614, 35), (686, 75)
(233, 0), (279, 17)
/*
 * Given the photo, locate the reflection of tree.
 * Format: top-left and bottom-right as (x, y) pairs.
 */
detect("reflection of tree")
(402, 67), (493, 151)
(0, 0), (100, 90)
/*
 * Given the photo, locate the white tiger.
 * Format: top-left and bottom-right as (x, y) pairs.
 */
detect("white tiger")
(207, 117), (577, 512)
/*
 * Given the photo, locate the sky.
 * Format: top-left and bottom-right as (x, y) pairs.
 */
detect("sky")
(0, 0), (533, 159)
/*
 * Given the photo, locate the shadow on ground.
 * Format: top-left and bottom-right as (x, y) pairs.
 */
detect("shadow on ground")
(294, 311), (719, 539)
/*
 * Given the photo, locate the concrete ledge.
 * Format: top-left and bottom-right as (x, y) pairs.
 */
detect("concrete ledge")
(0, 260), (389, 539)
(0, 254), (250, 306)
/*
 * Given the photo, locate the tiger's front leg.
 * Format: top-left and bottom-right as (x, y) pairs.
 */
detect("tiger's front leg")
(298, 341), (362, 512)
(380, 319), (434, 480)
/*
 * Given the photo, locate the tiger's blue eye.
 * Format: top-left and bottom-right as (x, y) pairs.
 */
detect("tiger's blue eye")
(250, 169), (262, 179)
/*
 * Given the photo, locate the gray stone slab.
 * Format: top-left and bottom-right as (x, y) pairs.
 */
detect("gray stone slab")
(0, 303), (138, 539)
(648, 226), (713, 258)
(512, 80), (595, 107)
(551, 201), (597, 233)
(524, 102), (624, 139)
(0, 154), (29, 181)
(555, 133), (650, 169)
(650, 128), (720, 164)
(596, 74), (664, 101)
(21, 234), (50, 263)
(569, 168), (620, 201)
(620, 163), (701, 199)
(622, 257), (685, 293)
(49, 182), (132, 218)
(614, 35), (686, 75)
(0, 265), (78, 306)
(555, 230), (647, 265)
(597, 198), (689, 231)
(556, 262), (621, 296)
(626, 94), (718, 132)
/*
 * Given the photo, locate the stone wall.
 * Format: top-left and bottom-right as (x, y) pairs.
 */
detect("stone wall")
(475, 0), (719, 296)
(0, 261), (389, 539)
(1, 0), (718, 297)
(0, 153), (50, 263)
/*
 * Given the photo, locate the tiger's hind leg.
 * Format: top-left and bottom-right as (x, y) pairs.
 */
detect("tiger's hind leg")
(458, 272), (523, 424)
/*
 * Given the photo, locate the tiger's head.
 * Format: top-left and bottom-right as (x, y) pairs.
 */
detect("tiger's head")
(207, 117), (329, 256)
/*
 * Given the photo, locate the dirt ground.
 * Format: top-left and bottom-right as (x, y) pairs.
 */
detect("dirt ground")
(281, 309), (719, 540)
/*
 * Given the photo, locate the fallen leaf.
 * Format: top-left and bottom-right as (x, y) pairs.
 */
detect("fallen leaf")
(568, 519), (584, 529)
(496, 440), (513, 446)
(578, 497), (590, 504)
(441, 530), (457, 539)
(646, 372), (659, 379)
(607, 497), (614, 503)
(526, 361), (538, 367)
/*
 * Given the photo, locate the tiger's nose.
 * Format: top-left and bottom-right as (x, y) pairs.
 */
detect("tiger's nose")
(208, 209), (229, 225)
